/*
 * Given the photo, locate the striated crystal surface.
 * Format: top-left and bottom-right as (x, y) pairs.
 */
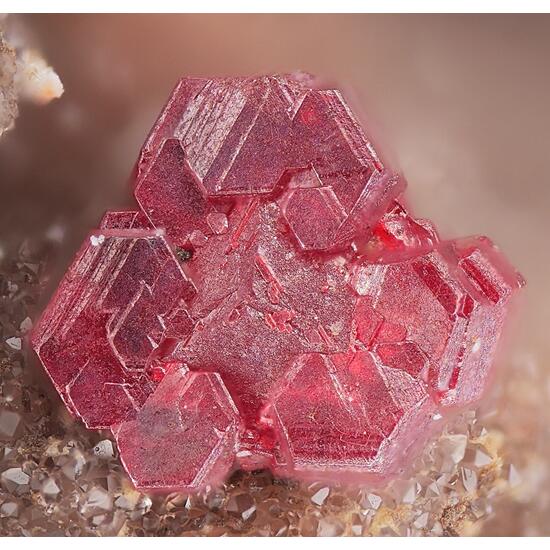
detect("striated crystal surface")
(114, 364), (240, 492)
(31, 230), (195, 428)
(134, 75), (403, 250)
(1, 231), (537, 537)
(31, 74), (524, 491)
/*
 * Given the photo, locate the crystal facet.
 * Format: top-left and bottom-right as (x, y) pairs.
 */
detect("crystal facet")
(32, 74), (524, 491)
(114, 364), (240, 492)
(32, 230), (195, 428)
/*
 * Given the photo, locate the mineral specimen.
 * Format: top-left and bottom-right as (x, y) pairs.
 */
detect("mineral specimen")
(0, 16), (63, 137)
(2, 235), (536, 536)
(31, 74), (524, 492)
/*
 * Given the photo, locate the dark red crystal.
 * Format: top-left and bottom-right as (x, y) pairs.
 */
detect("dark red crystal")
(32, 74), (524, 491)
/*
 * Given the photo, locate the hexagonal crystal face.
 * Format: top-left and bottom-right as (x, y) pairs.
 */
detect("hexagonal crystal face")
(114, 366), (240, 492)
(32, 74), (524, 490)
(31, 230), (195, 428)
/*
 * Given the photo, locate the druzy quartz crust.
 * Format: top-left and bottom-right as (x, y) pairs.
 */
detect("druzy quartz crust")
(31, 74), (524, 492)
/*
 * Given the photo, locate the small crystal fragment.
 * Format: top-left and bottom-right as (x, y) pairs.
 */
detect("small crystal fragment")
(461, 467), (478, 493)
(365, 493), (382, 510)
(311, 486), (330, 506)
(61, 450), (87, 480)
(93, 439), (114, 459)
(207, 212), (229, 235)
(0, 501), (19, 518)
(440, 435), (468, 465)
(414, 512), (429, 529)
(41, 477), (61, 498)
(1, 467), (30, 495)
(19, 316), (33, 333)
(227, 493), (256, 521)
(0, 409), (22, 440)
(473, 448), (492, 468)
(82, 487), (113, 514)
(5, 337), (21, 350)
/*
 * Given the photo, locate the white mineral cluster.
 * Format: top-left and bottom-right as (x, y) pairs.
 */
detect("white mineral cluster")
(0, 15), (63, 137)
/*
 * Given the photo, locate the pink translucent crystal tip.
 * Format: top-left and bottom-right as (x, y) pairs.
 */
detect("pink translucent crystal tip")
(32, 74), (524, 491)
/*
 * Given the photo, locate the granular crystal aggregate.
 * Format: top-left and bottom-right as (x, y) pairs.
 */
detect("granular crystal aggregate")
(30, 74), (523, 491)
(0, 235), (541, 537)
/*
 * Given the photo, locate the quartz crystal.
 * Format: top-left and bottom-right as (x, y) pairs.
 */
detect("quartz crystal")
(31, 74), (524, 491)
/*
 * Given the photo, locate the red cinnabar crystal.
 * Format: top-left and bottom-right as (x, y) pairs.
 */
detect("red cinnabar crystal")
(32, 74), (524, 491)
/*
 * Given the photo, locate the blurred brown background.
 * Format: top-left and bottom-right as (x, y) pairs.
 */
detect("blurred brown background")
(3, 13), (549, 370)
(0, 14), (549, 535)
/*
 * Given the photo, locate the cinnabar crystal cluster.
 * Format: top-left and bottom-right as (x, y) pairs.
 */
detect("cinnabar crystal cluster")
(32, 74), (523, 492)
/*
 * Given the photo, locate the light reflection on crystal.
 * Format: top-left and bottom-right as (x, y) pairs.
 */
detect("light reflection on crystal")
(311, 487), (330, 506)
